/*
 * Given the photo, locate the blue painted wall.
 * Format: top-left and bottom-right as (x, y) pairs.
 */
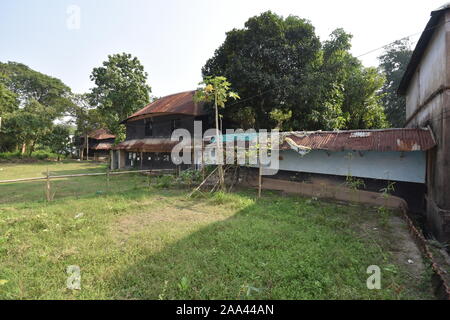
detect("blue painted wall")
(277, 150), (426, 183)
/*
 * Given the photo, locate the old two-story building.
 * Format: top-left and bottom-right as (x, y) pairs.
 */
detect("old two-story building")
(398, 4), (450, 243)
(77, 128), (115, 161)
(111, 90), (209, 170)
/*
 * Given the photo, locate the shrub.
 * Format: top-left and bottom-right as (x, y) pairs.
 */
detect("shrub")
(155, 175), (175, 189)
(178, 169), (202, 185)
(0, 150), (64, 161)
(0, 151), (21, 160)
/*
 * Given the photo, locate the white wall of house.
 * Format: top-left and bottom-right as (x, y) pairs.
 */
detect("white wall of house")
(276, 150), (426, 184)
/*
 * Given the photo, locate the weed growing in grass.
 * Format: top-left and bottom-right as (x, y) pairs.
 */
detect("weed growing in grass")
(155, 175), (175, 189)
(178, 169), (202, 186)
(210, 191), (228, 205)
(345, 175), (366, 190)
(378, 182), (396, 227)
(178, 276), (190, 292)
(158, 280), (169, 300)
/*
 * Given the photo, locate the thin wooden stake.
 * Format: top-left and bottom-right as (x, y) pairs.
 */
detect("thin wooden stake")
(258, 162), (262, 198)
(188, 166), (218, 198)
(201, 140), (205, 181)
(106, 168), (110, 190)
(46, 167), (51, 202)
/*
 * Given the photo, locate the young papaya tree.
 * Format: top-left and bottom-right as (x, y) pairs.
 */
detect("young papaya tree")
(194, 76), (239, 191)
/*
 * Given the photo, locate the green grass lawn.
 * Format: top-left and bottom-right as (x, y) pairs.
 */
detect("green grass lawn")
(0, 161), (434, 299)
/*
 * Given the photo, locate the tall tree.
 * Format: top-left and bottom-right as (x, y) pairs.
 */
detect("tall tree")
(0, 61), (74, 153)
(4, 99), (54, 155)
(0, 80), (19, 151)
(89, 53), (151, 141)
(0, 62), (73, 115)
(378, 39), (413, 127)
(195, 76), (240, 191)
(40, 124), (72, 161)
(71, 93), (104, 160)
(203, 12), (387, 131)
(203, 11), (321, 130)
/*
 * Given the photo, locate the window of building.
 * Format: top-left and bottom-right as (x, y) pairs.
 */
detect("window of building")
(145, 118), (153, 136)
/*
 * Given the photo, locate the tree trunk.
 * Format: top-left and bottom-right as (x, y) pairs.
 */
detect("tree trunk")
(214, 94), (225, 191)
(21, 143), (26, 155)
(29, 141), (35, 157)
(85, 133), (89, 161)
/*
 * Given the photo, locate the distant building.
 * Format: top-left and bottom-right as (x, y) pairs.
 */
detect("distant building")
(77, 128), (115, 161)
(111, 90), (209, 170)
(398, 4), (450, 242)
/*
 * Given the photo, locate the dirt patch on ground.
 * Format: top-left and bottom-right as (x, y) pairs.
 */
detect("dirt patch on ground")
(388, 216), (427, 280)
(111, 204), (228, 241)
(356, 212), (432, 297)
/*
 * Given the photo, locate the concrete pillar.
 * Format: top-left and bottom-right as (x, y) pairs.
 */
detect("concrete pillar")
(117, 150), (126, 169)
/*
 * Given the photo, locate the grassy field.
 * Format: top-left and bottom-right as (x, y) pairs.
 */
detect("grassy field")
(0, 161), (434, 299)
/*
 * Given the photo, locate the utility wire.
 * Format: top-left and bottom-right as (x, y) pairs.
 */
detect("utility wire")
(356, 19), (450, 58)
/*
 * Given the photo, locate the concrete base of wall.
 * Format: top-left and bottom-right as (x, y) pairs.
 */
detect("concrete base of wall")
(240, 173), (407, 210)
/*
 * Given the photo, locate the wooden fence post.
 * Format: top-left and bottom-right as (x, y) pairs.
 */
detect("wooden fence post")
(258, 162), (262, 198)
(106, 167), (110, 190)
(46, 167), (51, 202)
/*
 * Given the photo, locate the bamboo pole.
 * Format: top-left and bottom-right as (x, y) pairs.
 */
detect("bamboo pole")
(258, 162), (262, 198)
(86, 134), (89, 161)
(0, 169), (176, 184)
(188, 166), (218, 198)
(106, 167), (110, 190)
(46, 167), (51, 202)
(201, 140), (205, 181)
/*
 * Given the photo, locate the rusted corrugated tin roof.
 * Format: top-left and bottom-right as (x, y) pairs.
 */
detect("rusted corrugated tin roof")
(88, 128), (115, 140)
(281, 128), (436, 152)
(91, 142), (113, 151)
(113, 138), (190, 153)
(123, 90), (206, 123)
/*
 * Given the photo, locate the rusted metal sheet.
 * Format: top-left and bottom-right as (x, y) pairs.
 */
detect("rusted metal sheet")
(88, 128), (115, 140)
(113, 138), (189, 153)
(123, 90), (206, 123)
(91, 142), (113, 150)
(281, 128), (436, 152)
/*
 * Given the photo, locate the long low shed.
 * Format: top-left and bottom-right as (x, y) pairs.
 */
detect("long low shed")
(214, 128), (436, 184)
(277, 128), (436, 184)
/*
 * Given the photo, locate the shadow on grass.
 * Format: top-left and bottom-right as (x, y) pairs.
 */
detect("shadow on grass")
(103, 192), (410, 300)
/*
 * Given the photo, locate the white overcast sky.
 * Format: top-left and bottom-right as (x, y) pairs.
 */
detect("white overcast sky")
(0, 0), (446, 97)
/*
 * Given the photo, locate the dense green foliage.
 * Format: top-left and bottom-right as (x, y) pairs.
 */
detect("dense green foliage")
(40, 124), (72, 160)
(89, 53), (151, 141)
(202, 12), (388, 130)
(0, 62), (74, 154)
(378, 40), (413, 127)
